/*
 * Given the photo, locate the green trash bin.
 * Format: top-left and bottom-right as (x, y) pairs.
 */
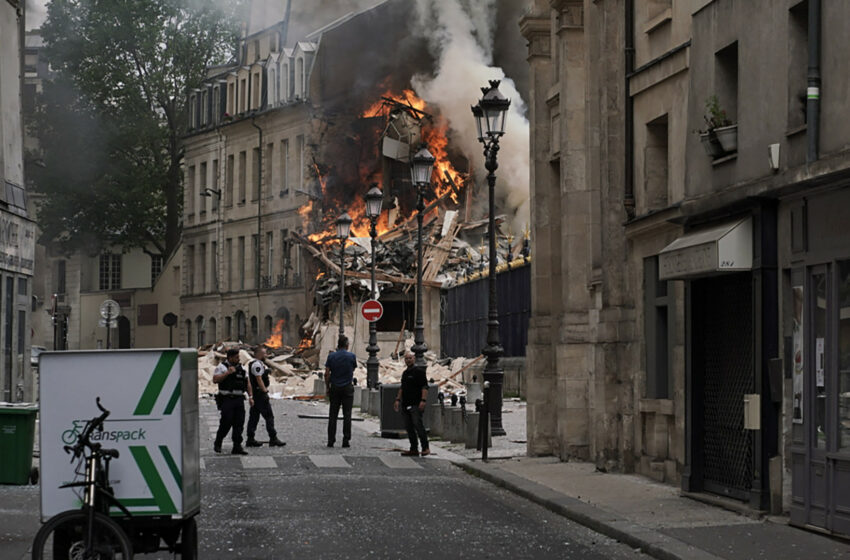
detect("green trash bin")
(0, 403), (38, 485)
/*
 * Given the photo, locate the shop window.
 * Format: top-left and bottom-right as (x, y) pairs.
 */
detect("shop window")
(644, 257), (673, 399)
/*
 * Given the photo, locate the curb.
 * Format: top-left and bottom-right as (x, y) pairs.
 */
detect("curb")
(453, 460), (726, 560)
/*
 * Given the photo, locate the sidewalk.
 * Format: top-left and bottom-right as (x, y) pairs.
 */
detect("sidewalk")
(391, 399), (850, 560)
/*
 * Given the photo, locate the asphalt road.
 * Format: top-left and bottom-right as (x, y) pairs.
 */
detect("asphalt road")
(192, 398), (644, 559)
(2, 398), (646, 559)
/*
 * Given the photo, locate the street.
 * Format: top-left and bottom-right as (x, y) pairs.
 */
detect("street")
(1, 398), (647, 559)
(193, 398), (644, 559)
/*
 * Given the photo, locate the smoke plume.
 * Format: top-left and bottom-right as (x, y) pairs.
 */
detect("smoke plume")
(411, 0), (530, 234)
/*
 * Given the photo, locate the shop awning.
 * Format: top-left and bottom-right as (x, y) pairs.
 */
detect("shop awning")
(658, 217), (752, 280)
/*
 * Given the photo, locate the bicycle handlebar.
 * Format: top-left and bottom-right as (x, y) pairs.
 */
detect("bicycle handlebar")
(64, 398), (111, 461)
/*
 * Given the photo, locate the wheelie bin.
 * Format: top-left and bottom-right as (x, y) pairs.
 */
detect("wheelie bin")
(0, 403), (38, 484)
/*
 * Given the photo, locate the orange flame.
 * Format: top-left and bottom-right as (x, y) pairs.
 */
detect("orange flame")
(303, 88), (465, 246)
(264, 319), (286, 349)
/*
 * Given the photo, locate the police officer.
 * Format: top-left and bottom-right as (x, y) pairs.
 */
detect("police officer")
(213, 348), (253, 455)
(246, 346), (286, 448)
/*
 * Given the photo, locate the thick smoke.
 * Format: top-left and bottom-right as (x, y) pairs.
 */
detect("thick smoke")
(411, 0), (530, 234)
(26, 0), (48, 30)
(249, 0), (385, 41)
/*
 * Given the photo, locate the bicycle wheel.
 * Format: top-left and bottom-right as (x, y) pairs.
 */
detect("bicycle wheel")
(32, 510), (133, 559)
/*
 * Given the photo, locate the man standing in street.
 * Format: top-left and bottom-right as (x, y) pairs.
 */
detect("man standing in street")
(324, 335), (356, 448)
(394, 351), (430, 456)
(246, 345), (286, 448)
(213, 348), (253, 455)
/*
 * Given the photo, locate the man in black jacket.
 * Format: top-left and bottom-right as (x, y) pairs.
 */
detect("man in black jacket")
(394, 351), (430, 456)
(246, 345), (286, 448)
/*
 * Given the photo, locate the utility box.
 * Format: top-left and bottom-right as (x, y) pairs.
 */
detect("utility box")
(39, 349), (200, 522)
(380, 382), (436, 438)
(743, 393), (761, 430)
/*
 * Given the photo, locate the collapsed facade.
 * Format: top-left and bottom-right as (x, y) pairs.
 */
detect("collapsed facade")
(522, 0), (850, 537)
(182, 0), (530, 364)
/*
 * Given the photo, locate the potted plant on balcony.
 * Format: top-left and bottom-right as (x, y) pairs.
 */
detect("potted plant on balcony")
(698, 95), (737, 156)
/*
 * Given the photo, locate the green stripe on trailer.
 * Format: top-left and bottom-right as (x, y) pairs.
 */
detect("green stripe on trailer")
(129, 446), (177, 515)
(163, 380), (181, 415)
(134, 351), (178, 416)
(160, 445), (182, 490)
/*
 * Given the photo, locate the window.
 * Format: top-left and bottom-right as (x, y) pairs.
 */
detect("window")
(225, 154), (234, 207)
(265, 143), (274, 198)
(99, 254), (121, 290)
(267, 232), (274, 278)
(715, 41), (739, 125)
(644, 115), (669, 211)
(225, 316), (232, 339)
(18, 310), (25, 355)
(252, 72), (260, 109)
(226, 238), (233, 292)
(185, 320), (192, 347)
(199, 161), (208, 215)
(280, 139), (289, 196)
(297, 135), (305, 191)
(186, 165), (195, 215)
(240, 78), (247, 112)
(252, 234), (260, 289)
(252, 147), (260, 201)
(151, 254), (163, 285)
(251, 315), (258, 341)
(644, 257), (673, 399)
(238, 237), (245, 290)
(185, 245), (195, 295)
(211, 241), (218, 291)
(211, 159), (220, 212)
(238, 151), (247, 203)
(281, 229), (291, 286)
(227, 82), (234, 115)
(199, 243), (207, 294)
(55, 260), (66, 294)
(788, 1), (808, 129)
(196, 316), (205, 347)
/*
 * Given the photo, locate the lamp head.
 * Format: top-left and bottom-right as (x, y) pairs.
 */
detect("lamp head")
(410, 144), (436, 186)
(336, 212), (353, 240)
(365, 184), (383, 219)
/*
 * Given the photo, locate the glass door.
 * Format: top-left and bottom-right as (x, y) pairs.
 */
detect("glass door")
(806, 266), (829, 528)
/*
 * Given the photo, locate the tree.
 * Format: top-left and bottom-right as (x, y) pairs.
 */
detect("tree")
(33, 0), (243, 256)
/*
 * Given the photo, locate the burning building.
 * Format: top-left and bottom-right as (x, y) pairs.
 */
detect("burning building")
(181, 0), (530, 363)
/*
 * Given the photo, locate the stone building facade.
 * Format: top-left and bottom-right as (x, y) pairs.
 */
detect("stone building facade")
(522, 0), (850, 537)
(0, 1), (35, 402)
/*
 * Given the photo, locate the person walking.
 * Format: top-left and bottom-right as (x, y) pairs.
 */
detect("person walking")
(213, 348), (253, 455)
(324, 335), (356, 448)
(394, 351), (430, 456)
(246, 345), (286, 448)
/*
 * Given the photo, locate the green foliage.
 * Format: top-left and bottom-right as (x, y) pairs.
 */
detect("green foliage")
(32, 0), (243, 255)
(702, 95), (733, 132)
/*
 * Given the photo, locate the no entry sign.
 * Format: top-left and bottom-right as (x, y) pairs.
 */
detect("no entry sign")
(361, 299), (383, 322)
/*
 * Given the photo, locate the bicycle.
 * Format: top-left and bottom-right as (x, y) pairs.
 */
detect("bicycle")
(32, 397), (134, 559)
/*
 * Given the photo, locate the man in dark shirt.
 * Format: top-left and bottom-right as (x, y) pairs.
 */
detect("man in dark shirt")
(394, 351), (430, 456)
(324, 335), (356, 448)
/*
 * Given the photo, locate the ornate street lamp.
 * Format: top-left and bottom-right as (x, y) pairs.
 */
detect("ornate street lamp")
(410, 144), (436, 368)
(336, 212), (352, 337)
(471, 79), (510, 436)
(364, 184), (383, 389)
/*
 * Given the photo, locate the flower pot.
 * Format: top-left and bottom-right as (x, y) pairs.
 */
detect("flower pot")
(700, 131), (725, 157)
(713, 124), (738, 153)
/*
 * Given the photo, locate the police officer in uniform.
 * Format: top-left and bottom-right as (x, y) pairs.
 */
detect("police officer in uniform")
(213, 348), (253, 455)
(246, 345), (286, 448)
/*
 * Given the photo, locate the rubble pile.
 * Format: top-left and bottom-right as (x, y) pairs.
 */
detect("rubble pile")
(196, 334), (481, 399)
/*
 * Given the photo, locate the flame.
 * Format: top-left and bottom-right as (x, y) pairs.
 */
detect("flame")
(303, 88), (465, 246)
(264, 319), (286, 349)
(297, 336), (314, 351)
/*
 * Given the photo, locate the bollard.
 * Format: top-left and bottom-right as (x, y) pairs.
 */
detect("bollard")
(478, 381), (490, 461)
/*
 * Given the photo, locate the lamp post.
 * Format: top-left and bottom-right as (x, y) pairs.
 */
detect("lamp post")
(471, 79), (510, 436)
(336, 212), (353, 337)
(364, 184), (383, 389)
(410, 145), (436, 368)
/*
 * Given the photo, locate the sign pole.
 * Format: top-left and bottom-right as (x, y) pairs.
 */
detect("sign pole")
(106, 307), (112, 349)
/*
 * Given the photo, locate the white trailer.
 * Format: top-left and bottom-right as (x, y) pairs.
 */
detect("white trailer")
(39, 349), (200, 555)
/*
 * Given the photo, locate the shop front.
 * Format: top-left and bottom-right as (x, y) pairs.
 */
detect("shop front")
(787, 188), (850, 536)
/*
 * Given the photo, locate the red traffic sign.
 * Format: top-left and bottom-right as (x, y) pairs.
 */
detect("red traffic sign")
(361, 300), (383, 322)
